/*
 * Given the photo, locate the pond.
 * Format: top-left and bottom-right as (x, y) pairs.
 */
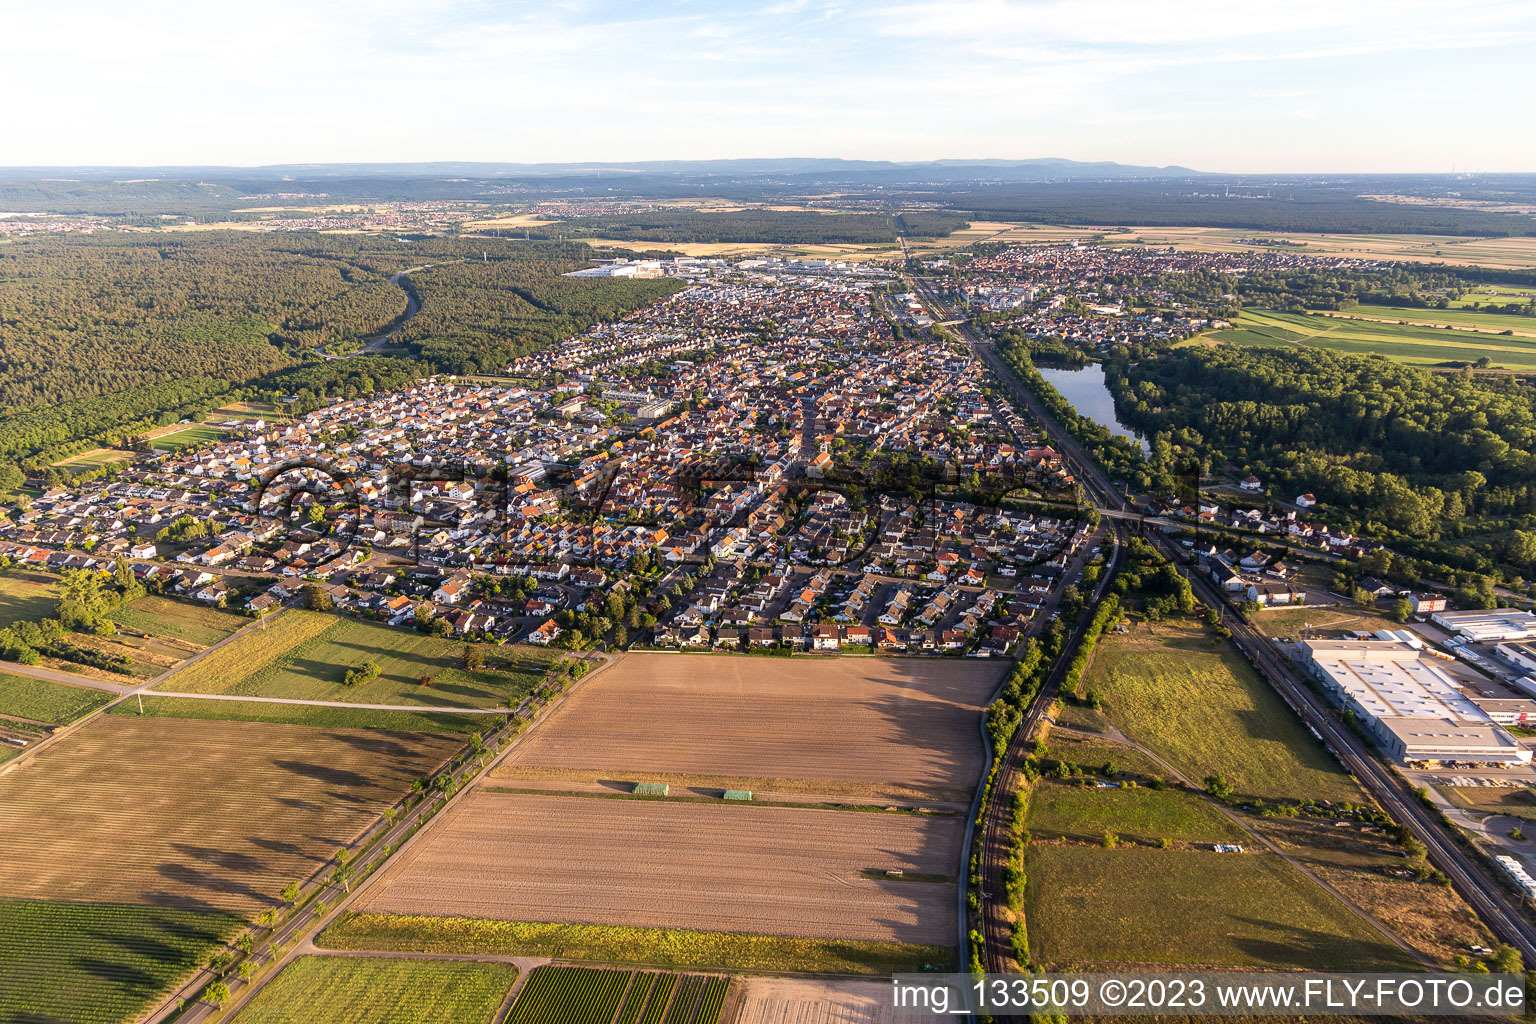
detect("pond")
(1036, 363), (1149, 454)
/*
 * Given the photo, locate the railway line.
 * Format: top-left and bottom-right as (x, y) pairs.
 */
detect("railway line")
(913, 274), (1536, 979)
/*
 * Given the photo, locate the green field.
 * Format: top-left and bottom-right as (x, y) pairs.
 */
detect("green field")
(1337, 304), (1536, 336)
(108, 695), (489, 733)
(507, 966), (728, 1024)
(1022, 845), (1413, 970)
(1081, 619), (1357, 803)
(152, 424), (229, 450)
(1451, 285), (1536, 310)
(1028, 779), (1246, 846)
(0, 672), (116, 724)
(230, 956), (518, 1024)
(0, 898), (240, 1024)
(153, 610), (550, 709)
(49, 448), (136, 476)
(1212, 308), (1536, 368)
(1438, 785), (1536, 822)
(109, 595), (248, 646)
(0, 570), (58, 629)
(321, 913), (954, 975)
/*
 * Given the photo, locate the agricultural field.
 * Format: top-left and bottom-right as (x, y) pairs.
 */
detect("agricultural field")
(229, 955), (518, 1024)
(0, 671), (116, 724)
(1253, 605), (1408, 638)
(505, 966), (728, 1024)
(0, 715), (461, 912)
(112, 694), (490, 733)
(0, 898), (241, 1024)
(1211, 308), (1536, 368)
(153, 609), (552, 709)
(1324, 304), (1536, 337)
(1023, 844), (1414, 970)
(733, 978), (904, 1024)
(1093, 226), (1536, 270)
(1079, 616), (1358, 803)
(493, 652), (1006, 802)
(1451, 284), (1536, 309)
(322, 913), (947, 975)
(0, 569), (59, 628)
(358, 790), (961, 945)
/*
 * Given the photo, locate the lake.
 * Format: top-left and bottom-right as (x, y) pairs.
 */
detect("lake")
(1036, 363), (1149, 454)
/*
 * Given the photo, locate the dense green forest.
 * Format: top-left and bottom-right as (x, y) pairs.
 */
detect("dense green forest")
(1106, 345), (1536, 578)
(0, 234), (678, 475)
(935, 181), (1536, 237)
(398, 255), (684, 373)
(527, 210), (964, 244)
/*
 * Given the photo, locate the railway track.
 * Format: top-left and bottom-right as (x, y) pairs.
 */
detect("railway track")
(918, 272), (1536, 969)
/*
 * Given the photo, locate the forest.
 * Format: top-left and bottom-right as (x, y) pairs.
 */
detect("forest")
(527, 210), (965, 244)
(0, 234), (679, 476)
(1106, 344), (1536, 578)
(933, 181), (1536, 237)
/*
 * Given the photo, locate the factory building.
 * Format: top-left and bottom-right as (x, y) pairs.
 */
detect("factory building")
(1296, 640), (1531, 766)
(1431, 609), (1536, 642)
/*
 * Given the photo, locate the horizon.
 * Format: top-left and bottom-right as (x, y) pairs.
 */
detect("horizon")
(7, 0), (1535, 174)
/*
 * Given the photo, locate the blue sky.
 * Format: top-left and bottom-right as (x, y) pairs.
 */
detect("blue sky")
(6, 0), (1534, 172)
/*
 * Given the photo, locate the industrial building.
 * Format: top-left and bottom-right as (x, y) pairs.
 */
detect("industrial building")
(1431, 609), (1536, 642)
(1296, 640), (1531, 765)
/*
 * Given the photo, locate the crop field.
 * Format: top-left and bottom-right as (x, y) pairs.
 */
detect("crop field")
(322, 913), (948, 975)
(493, 653), (1006, 801)
(0, 898), (241, 1024)
(0, 672), (116, 724)
(1092, 226), (1536, 270)
(359, 790), (961, 944)
(1327, 304), (1536, 337)
(154, 609), (551, 709)
(1212, 308), (1536, 368)
(0, 569), (58, 628)
(733, 978), (900, 1024)
(0, 715), (461, 913)
(229, 955), (518, 1024)
(111, 694), (490, 732)
(506, 966), (729, 1024)
(1080, 618), (1358, 803)
(110, 594), (248, 646)
(1023, 844), (1413, 970)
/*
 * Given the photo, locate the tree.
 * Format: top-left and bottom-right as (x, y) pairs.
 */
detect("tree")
(280, 881), (301, 904)
(462, 644), (485, 671)
(301, 583), (333, 612)
(204, 981), (230, 1008)
(1488, 944), (1524, 974)
(1351, 586), (1376, 610)
(1204, 774), (1236, 801)
(1391, 597), (1413, 623)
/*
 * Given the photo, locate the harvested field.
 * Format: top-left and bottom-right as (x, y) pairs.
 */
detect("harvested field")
(360, 790), (961, 944)
(0, 716), (461, 914)
(733, 977), (943, 1024)
(494, 653), (1005, 801)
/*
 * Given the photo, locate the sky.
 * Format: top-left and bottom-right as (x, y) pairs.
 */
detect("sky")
(5, 0), (1535, 173)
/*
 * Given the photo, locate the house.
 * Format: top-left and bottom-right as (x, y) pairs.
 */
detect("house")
(1410, 592), (1448, 614)
(1240, 475), (1263, 492)
(432, 573), (472, 604)
(747, 626), (778, 647)
(1295, 493), (1317, 508)
(526, 620), (562, 645)
(812, 625), (841, 651)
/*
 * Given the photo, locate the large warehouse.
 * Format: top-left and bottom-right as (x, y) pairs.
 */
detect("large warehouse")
(1296, 640), (1531, 765)
(1430, 609), (1536, 642)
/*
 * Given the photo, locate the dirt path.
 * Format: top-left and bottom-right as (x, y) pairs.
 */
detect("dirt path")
(1049, 722), (1433, 968)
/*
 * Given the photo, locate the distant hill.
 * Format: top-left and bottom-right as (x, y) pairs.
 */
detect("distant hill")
(3, 157), (1201, 182)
